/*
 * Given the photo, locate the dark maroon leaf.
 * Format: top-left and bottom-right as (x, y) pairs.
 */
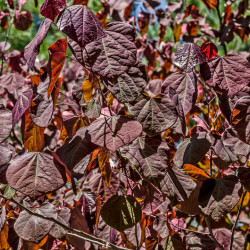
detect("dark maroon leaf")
(24, 19), (52, 68)
(120, 134), (169, 185)
(56, 126), (98, 171)
(87, 115), (142, 152)
(40, 0), (66, 21)
(0, 109), (12, 142)
(6, 152), (66, 199)
(107, 59), (148, 103)
(14, 202), (57, 242)
(12, 89), (33, 127)
(198, 175), (242, 221)
(49, 207), (71, 238)
(100, 195), (142, 232)
(57, 5), (106, 47)
(238, 167), (250, 192)
(162, 71), (197, 115)
(173, 132), (211, 168)
(68, 22), (137, 81)
(231, 96), (250, 144)
(0, 143), (15, 167)
(14, 10), (32, 31)
(129, 95), (177, 136)
(159, 164), (196, 204)
(174, 43), (206, 72)
(200, 55), (250, 98)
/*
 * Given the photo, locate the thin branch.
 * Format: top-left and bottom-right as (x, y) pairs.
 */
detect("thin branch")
(230, 191), (247, 250)
(168, 221), (210, 235)
(204, 216), (224, 249)
(0, 195), (128, 250)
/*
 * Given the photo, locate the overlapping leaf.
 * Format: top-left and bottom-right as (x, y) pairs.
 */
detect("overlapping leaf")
(40, 0), (66, 21)
(200, 55), (250, 98)
(0, 109), (12, 142)
(87, 115), (142, 151)
(14, 202), (57, 242)
(6, 152), (66, 199)
(57, 5), (106, 47)
(162, 71), (197, 116)
(107, 59), (148, 103)
(101, 195), (142, 232)
(129, 95), (177, 136)
(198, 175), (242, 221)
(24, 19), (52, 68)
(68, 22), (137, 80)
(174, 43), (206, 72)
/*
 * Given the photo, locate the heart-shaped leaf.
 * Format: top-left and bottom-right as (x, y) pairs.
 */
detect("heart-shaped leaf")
(231, 96), (250, 144)
(0, 109), (12, 143)
(24, 19), (52, 68)
(107, 59), (148, 103)
(41, 0), (66, 21)
(57, 5), (106, 47)
(200, 55), (250, 98)
(129, 95), (177, 136)
(162, 71), (197, 116)
(198, 175), (242, 221)
(174, 43), (206, 72)
(120, 134), (169, 185)
(6, 152), (66, 199)
(87, 115), (142, 151)
(68, 22), (137, 81)
(14, 202), (57, 242)
(12, 89), (33, 127)
(100, 195), (142, 232)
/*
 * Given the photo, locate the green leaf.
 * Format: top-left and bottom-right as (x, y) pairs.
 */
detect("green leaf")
(100, 195), (142, 232)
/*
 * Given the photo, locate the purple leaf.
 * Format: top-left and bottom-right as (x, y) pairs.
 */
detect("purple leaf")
(107, 59), (148, 103)
(0, 109), (12, 142)
(68, 22), (137, 81)
(40, 0), (66, 21)
(200, 55), (250, 98)
(231, 96), (250, 144)
(87, 115), (142, 152)
(0, 143), (15, 167)
(6, 152), (66, 199)
(174, 43), (206, 72)
(57, 5), (106, 48)
(162, 71), (197, 116)
(186, 233), (216, 249)
(14, 202), (57, 242)
(198, 175), (242, 221)
(145, 79), (163, 97)
(129, 95), (178, 136)
(0, 72), (25, 94)
(24, 19), (52, 68)
(12, 89), (33, 127)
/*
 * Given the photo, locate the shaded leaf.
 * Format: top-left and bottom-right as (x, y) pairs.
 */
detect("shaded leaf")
(186, 233), (216, 249)
(0, 143), (15, 167)
(24, 19), (52, 68)
(57, 5), (106, 47)
(14, 202), (57, 242)
(200, 55), (250, 98)
(85, 98), (101, 119)
(87, 115), (142, 152)
(238, 167), (250, 192)
(198, 175), (242, 221)
(68, 21), (137, 81)
(129, 95), (177, 136)
(0, 72), (24, 94)
(6, 152), (66, 199)
(173, 132), (211, 168)
(159, 164), (196, 205)
(162, 71), (197, 116)
(101, 195), (142, 232)
(174, 43), (206, 72)
(40, 0), (66, 21)
(0, 109), (12, 143)
(120, 134), (169, 185)
(107, 59), (148, 103)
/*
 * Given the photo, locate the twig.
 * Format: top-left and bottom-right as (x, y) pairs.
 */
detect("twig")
(0, 195), (128, 250)
(168, 221), (210, 235)
(230, 191), (247, 250)
(205, 216), (224, 249)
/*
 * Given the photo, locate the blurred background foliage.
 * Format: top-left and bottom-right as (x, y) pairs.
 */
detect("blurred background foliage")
(0, 0), (249, 60)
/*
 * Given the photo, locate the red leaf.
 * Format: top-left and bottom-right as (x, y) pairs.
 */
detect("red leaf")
(40, 0), (66, 21)
(200, 41), (218, 59)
